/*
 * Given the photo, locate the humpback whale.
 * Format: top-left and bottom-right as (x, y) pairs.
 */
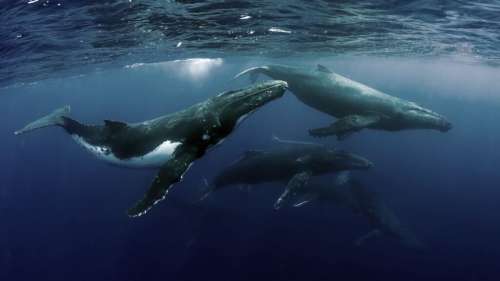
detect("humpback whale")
(277, 174), (424, 248)
(235, 64), (452, 139)
(15, 80), (288, 217)
(201, 137), (373, 205)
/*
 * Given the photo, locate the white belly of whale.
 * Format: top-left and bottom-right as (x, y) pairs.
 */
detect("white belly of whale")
(73, 136), (181, 168)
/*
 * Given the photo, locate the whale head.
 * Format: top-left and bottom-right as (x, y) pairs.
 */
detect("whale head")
(400, 104), (452, 132)
(299, 147), (374, 172)
(214, 80), (288, 128)
(327, 149), (374, 170)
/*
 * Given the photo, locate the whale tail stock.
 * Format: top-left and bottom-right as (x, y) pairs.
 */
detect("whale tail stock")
(14, 105), (72, 135)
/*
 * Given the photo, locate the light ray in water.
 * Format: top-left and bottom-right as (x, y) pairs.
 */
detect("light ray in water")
(125, 58), (224, 81)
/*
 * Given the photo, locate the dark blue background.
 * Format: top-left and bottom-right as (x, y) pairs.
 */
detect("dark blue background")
(1, 57), (499, 281)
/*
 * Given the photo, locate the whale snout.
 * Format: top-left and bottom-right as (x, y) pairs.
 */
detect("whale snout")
(345, 153), (374, 170)
(409, 109), (453, 133)
(358, 158), (374, 169)
(439, 120), (453, 132)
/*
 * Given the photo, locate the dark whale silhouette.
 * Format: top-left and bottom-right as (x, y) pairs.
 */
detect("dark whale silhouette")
(236, 64), (452, 139)
(278, 174), (425, 248)
(15, 80), (288, 217)
(201, 137), (373, 206)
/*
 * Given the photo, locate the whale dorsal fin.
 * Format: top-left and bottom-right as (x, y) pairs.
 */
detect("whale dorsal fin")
(104, 120), (128, 132)
(317, 64), (332, 73)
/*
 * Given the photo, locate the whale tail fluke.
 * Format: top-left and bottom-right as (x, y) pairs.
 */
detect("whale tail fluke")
(234, 66), (268, 83)
(14, 105), (71, 135)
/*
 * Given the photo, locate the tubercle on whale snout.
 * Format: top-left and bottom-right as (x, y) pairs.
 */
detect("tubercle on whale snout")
(405, 108), (452, 132)
(256, 80), (288, 92)
(238, 80), (287, 97)
(439, 120), (453, 132)
(430, 114), (452, 132)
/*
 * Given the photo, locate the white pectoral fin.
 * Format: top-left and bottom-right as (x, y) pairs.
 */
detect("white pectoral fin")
(233, 66), (267, 82)
(274, 171), (312, 210)
(292, 193), (319, 207)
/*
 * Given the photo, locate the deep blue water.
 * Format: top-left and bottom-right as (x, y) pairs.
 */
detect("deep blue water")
(1, 57), (500, 281)
(2, 1), (500, 281)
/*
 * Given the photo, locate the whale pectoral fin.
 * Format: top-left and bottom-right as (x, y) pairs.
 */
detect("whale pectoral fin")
(233, 67), (264, 83)
(274, 171), (312, 210)
(292, 193), (318, 207)
(309, 115), (381, 140)
(127, 149), (197, 217)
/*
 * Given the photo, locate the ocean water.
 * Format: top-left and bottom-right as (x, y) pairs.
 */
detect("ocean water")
(2, 1), (500, 281)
